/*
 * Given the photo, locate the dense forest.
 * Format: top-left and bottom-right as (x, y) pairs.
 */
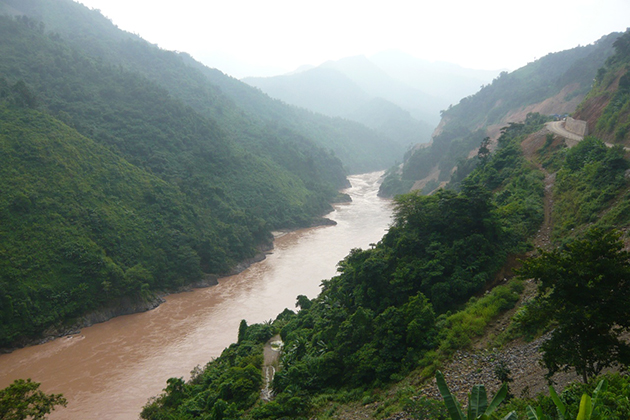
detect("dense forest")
(0, 0), (403, 175)
(0, 0), (405, 348)
(139, 31), (630, 420)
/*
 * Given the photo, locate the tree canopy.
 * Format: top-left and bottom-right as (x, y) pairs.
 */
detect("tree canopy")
(0, 379), (66, 420)
(519, 229), (630, 382)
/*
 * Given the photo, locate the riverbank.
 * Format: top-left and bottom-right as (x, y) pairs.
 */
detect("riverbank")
(0, 214), (343, 354)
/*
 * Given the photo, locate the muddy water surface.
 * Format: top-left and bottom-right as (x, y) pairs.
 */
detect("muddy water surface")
(0, 171), (393, 419)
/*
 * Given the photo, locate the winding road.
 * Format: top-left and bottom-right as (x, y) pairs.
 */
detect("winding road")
(546, 121), (583, 142)
(546, 120), (630, 151)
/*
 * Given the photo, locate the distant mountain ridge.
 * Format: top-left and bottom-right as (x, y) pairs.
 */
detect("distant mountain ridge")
(369, 50), (503, 109)
(243, 54), (501, 151)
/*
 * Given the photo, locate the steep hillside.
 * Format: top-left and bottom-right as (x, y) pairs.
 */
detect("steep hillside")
(0, 8), (370, 346)
(0, 105), (231, 347)
(0, 0), (402, 174)
(574, 31), (630, 144)
(380, 31), (621, 197)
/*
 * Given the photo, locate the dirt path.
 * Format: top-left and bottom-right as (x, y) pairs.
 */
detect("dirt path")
(261, 335), (282, 401)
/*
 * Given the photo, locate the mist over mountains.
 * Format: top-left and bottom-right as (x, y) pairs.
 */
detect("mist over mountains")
(243, 53), (502, 149)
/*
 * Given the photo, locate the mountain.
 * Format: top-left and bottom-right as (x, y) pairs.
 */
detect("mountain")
(369, 50), (503, 110)
(0, 0), (401, 175)
(243, 67), (371, 118)
(380, 31), (621, 197)
(319, 55), (441, 125)
(244, 59), (435, 150)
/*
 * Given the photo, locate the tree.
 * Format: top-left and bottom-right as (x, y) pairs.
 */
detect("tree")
(519, 229), (630, 382)
(477, 137), (491, 162)
(0, 379), (67, 420)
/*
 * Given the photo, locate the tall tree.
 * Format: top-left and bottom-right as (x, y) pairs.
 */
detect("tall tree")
(519, 229), (630, 382)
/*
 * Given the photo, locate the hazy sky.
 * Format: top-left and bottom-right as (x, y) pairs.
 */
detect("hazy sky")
(78, 0), (629, 78)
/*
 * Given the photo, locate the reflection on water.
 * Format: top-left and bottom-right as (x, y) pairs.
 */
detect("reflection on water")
(0, 171), (393, 420)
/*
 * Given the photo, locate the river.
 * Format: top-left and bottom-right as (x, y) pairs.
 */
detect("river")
(0, 171), (393, 419)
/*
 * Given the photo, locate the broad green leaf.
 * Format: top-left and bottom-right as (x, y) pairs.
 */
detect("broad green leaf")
(486, 382), (507, 415)
(576, 394), (592, 420)
(591, 379), (607, 405)
(469, 385), (488, 419)
(436, 371), (465, 420)
(590, 380), (607, 420)
(526, 405), (539, 420)
(549, 384), (566, 419)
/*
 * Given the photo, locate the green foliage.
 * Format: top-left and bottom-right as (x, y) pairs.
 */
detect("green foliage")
(0, 106), (228, 345)
(518, 229), (630, 382)
(0, 378), (67, 420)
(436, 281), (522, 356)
(398, 126), (486, 184)
(435, 370), (515, 420)
(140, 323), (273, 419)
(589, 30), (630, 141)
(403, 395), (449, 420)
(464, 115), (546, 250)
(530, 133), (626, 242)
(378, 165), (415, 198)
(0, 9), (359, 345)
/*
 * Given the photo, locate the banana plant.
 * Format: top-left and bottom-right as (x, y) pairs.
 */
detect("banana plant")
(526, 379), (607, 420)
(435, 370), (517, 420)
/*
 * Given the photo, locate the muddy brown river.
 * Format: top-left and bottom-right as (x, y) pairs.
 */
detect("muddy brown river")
(0, 171), (393, 419)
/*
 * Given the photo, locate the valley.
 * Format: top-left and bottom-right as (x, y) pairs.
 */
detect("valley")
(1, 1), (630, 419)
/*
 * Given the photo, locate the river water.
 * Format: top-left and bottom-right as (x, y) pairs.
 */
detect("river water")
(0, 171), (393, 419)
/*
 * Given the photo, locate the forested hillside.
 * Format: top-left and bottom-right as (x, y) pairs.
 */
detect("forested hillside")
(0, 0), (407, 348)
(574, 32), (630, 143)
(141, 114), (548, 419)
(380, 31), (621, 197)
(0, 0), (402, 174)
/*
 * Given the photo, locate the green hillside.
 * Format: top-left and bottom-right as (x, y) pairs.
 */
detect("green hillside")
(0, 0), (402, 174)
(0, 10), (359, 346)
(575, 31), (630, 143)
(243, 63), (434, 152)
(0, 105), (215, 345)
